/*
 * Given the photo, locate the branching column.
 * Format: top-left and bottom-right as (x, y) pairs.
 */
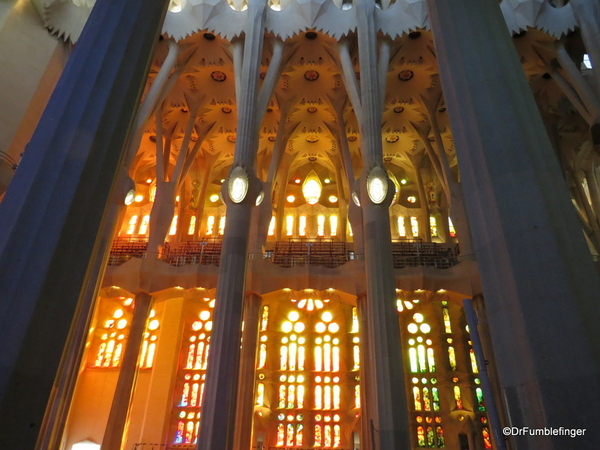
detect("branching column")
(0, 0), (168, 447)
(426, 0), (600, 448)
(196, 1), (268, 449)
(353, 0), (410, 448)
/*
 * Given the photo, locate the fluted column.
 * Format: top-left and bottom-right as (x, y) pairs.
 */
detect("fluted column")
(426, 0), (600, 448)
(196, 1), (267, 449)
(233, 293), (262, 450)
(0, 0), (168, 447)
(352, 0), (410, 448)
(102, 292), (154, 450)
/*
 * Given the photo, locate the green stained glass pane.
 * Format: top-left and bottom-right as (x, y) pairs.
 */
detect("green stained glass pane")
(476, 387), (486, 411)
(427, 426), (435, 448)
(436, 426), (445, 447)
(432, 387), (440, 411)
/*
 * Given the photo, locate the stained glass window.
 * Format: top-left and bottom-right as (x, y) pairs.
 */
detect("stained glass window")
(170, 297), (215, 444)
(188, 216), (196, 235)
(398, 216), (406, 237)
(286, 215), (294, 236)
(126, 215), (138, 235)
(299, 215), (307, 236)
(268, 215), (276, 236)
(330, 215), (338, 237)
(317, 215), (325, 237)
(448, 218), (456, 237)
(205, 216), (215, 235)
(410, 216), (419, 237)
(169, 215), (178, 235)
(442, 307), (452, 333)
(429, 216), (438, 237)
(218, 215), (226, 235)
(470, 349), (479, 373)
(139, 215), (150, 235)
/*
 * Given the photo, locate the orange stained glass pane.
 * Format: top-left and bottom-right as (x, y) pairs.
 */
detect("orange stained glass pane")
(334, 424), (341, 447)
(324, 385), (332, 410)
(413, 386), (422, 410)
(442, 307), (452, 333)
(296, 424), (304, 446)
(448, 346), (457, 371)
(332, 346), (340, 372)
(454, 386), (463, 409)
(333, 385), (341, 409)
(353, 345), (360, 370)
(324, 425), (332, 447)
(315, 346), (322, 371)
(276, 424), (285, 446)
(314, 424), (322, 447)
(297, 385), (305, 408)
(470, 349), (479, 373)
(315, 385), (322, 409)
(286, 423), (294, 446)
(190, 383), (199, 407)
(280, 345), (288, 370)
(194, 342), (205, 369)
(278, 385), (286, 408)
(180, 382), (190, 406)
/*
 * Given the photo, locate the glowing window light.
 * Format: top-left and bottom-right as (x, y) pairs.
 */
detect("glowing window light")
(72, 440), (101, 450)
(470, 349), (479, 373)
(409, 347), (418, 372)
(429, 216), (438, 237)
(315, 385), (323, 409)
(332, 346), (340, 372)
(298, 345), (305, 370)
(149, 186), (156, 202)
(583, 53), (592, 69)
(329, 215), (338, 236)
(112, 342), (123, 367)
(258, 343), (267, 369)
(145, 342), (156, 367)
(482, 427), (493, 449)
(413, 386), (422, 410)
(427, 426), (435, 447)
(169, 215), (178, 236)
(324, 385), (332, 409)
(442, 308), (452, 333)
(302, 172), (322, 205)
(314, 425), (322, 447)
(355, 385), (361, 408)
(316, 215), (326, 236)
(287, 195), (296, 203)
(299, 216), (307, 236)
(348, 221), (353, 236)
(417, 426), (425, 447)
(333, 385), (341, 409)
(293, 322), (305, 333)
(333, 424), (341, 447)
(260, 306), (269, 331)
(209, 194), (220, 203)
(286, 423), (295, 446)
(353, 345), (360, 370)
(276, 424), (285, 446)
(268, 215), (276, 236)
(286, 215), (294, 236)
(296, 424), (304, 446)
(297, 385), (305, 408)
(436, 425), (445, 447)
(190, 383), (199, 406)
(204, 216), (215, 235)
(322, 311), (333, 322)
(138, 215), (150, 235)
(324, 343), (332, 372)
(315, 322), (327, 333)
(454, 386), (463, 409)
(449, 217), (457, 237)
(476, 387), (485, 411)
(280, 345), (288, 370)
(103, 340), (115, 367)
(315, 346), (322, 371)
(427, 348), (435, 372)
(324, 424), (332, 447)
(423, 387), (431, 411)
(289, 343), (297, 371)
(188, 216), (196, 235)
(218, 216), (226, 235)
(417, 345), (428, 372)
(351, 307), (359, 332)
(282, 321), (293, 333)
(413, 313), (424, 323)
(255, 382), (265, 406)
(126, 215), (138, 235)
(448, 346), (457, 370)
(278, 385), (286, 408)
(432, 387), (440, 411)
(287, 384), (296, 408)
(410, 216), (419, 237)
(397, 216), (406, 237)
(194, 342), (205, 369)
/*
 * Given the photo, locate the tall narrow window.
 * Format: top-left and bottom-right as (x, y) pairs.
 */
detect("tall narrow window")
(299, 216), (307, 237)
(218, 216), (226, 235)
(448, 218), (456, 237)
(317, 215), (325, 237)
(429, 216), (438, 237)
(138, 215), (150, 235)
(149, 185), (157, 202)
(188, 216), (197, 235)
(126, 215), (138, 235)
(206, 216), (215, 235)
(169, 215), (178, 235)
(268, 215), (276, 236)
(410, 216), (419, 237)
(330, 215), (338, 237)
(398, 216), (406, 237)
(286, 215), (294, 236)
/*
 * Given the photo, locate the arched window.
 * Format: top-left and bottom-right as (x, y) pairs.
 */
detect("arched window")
(138, 215), (150, 235)
(188, 216), (197, 235)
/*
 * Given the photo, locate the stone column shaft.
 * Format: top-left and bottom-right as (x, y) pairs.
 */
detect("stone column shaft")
(426, 0), (600, 448)
(196, 1), (267, 449)
(233, 293), (262, 450)
(0, 0), (168, 446)
(353, 0), (410, 448)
